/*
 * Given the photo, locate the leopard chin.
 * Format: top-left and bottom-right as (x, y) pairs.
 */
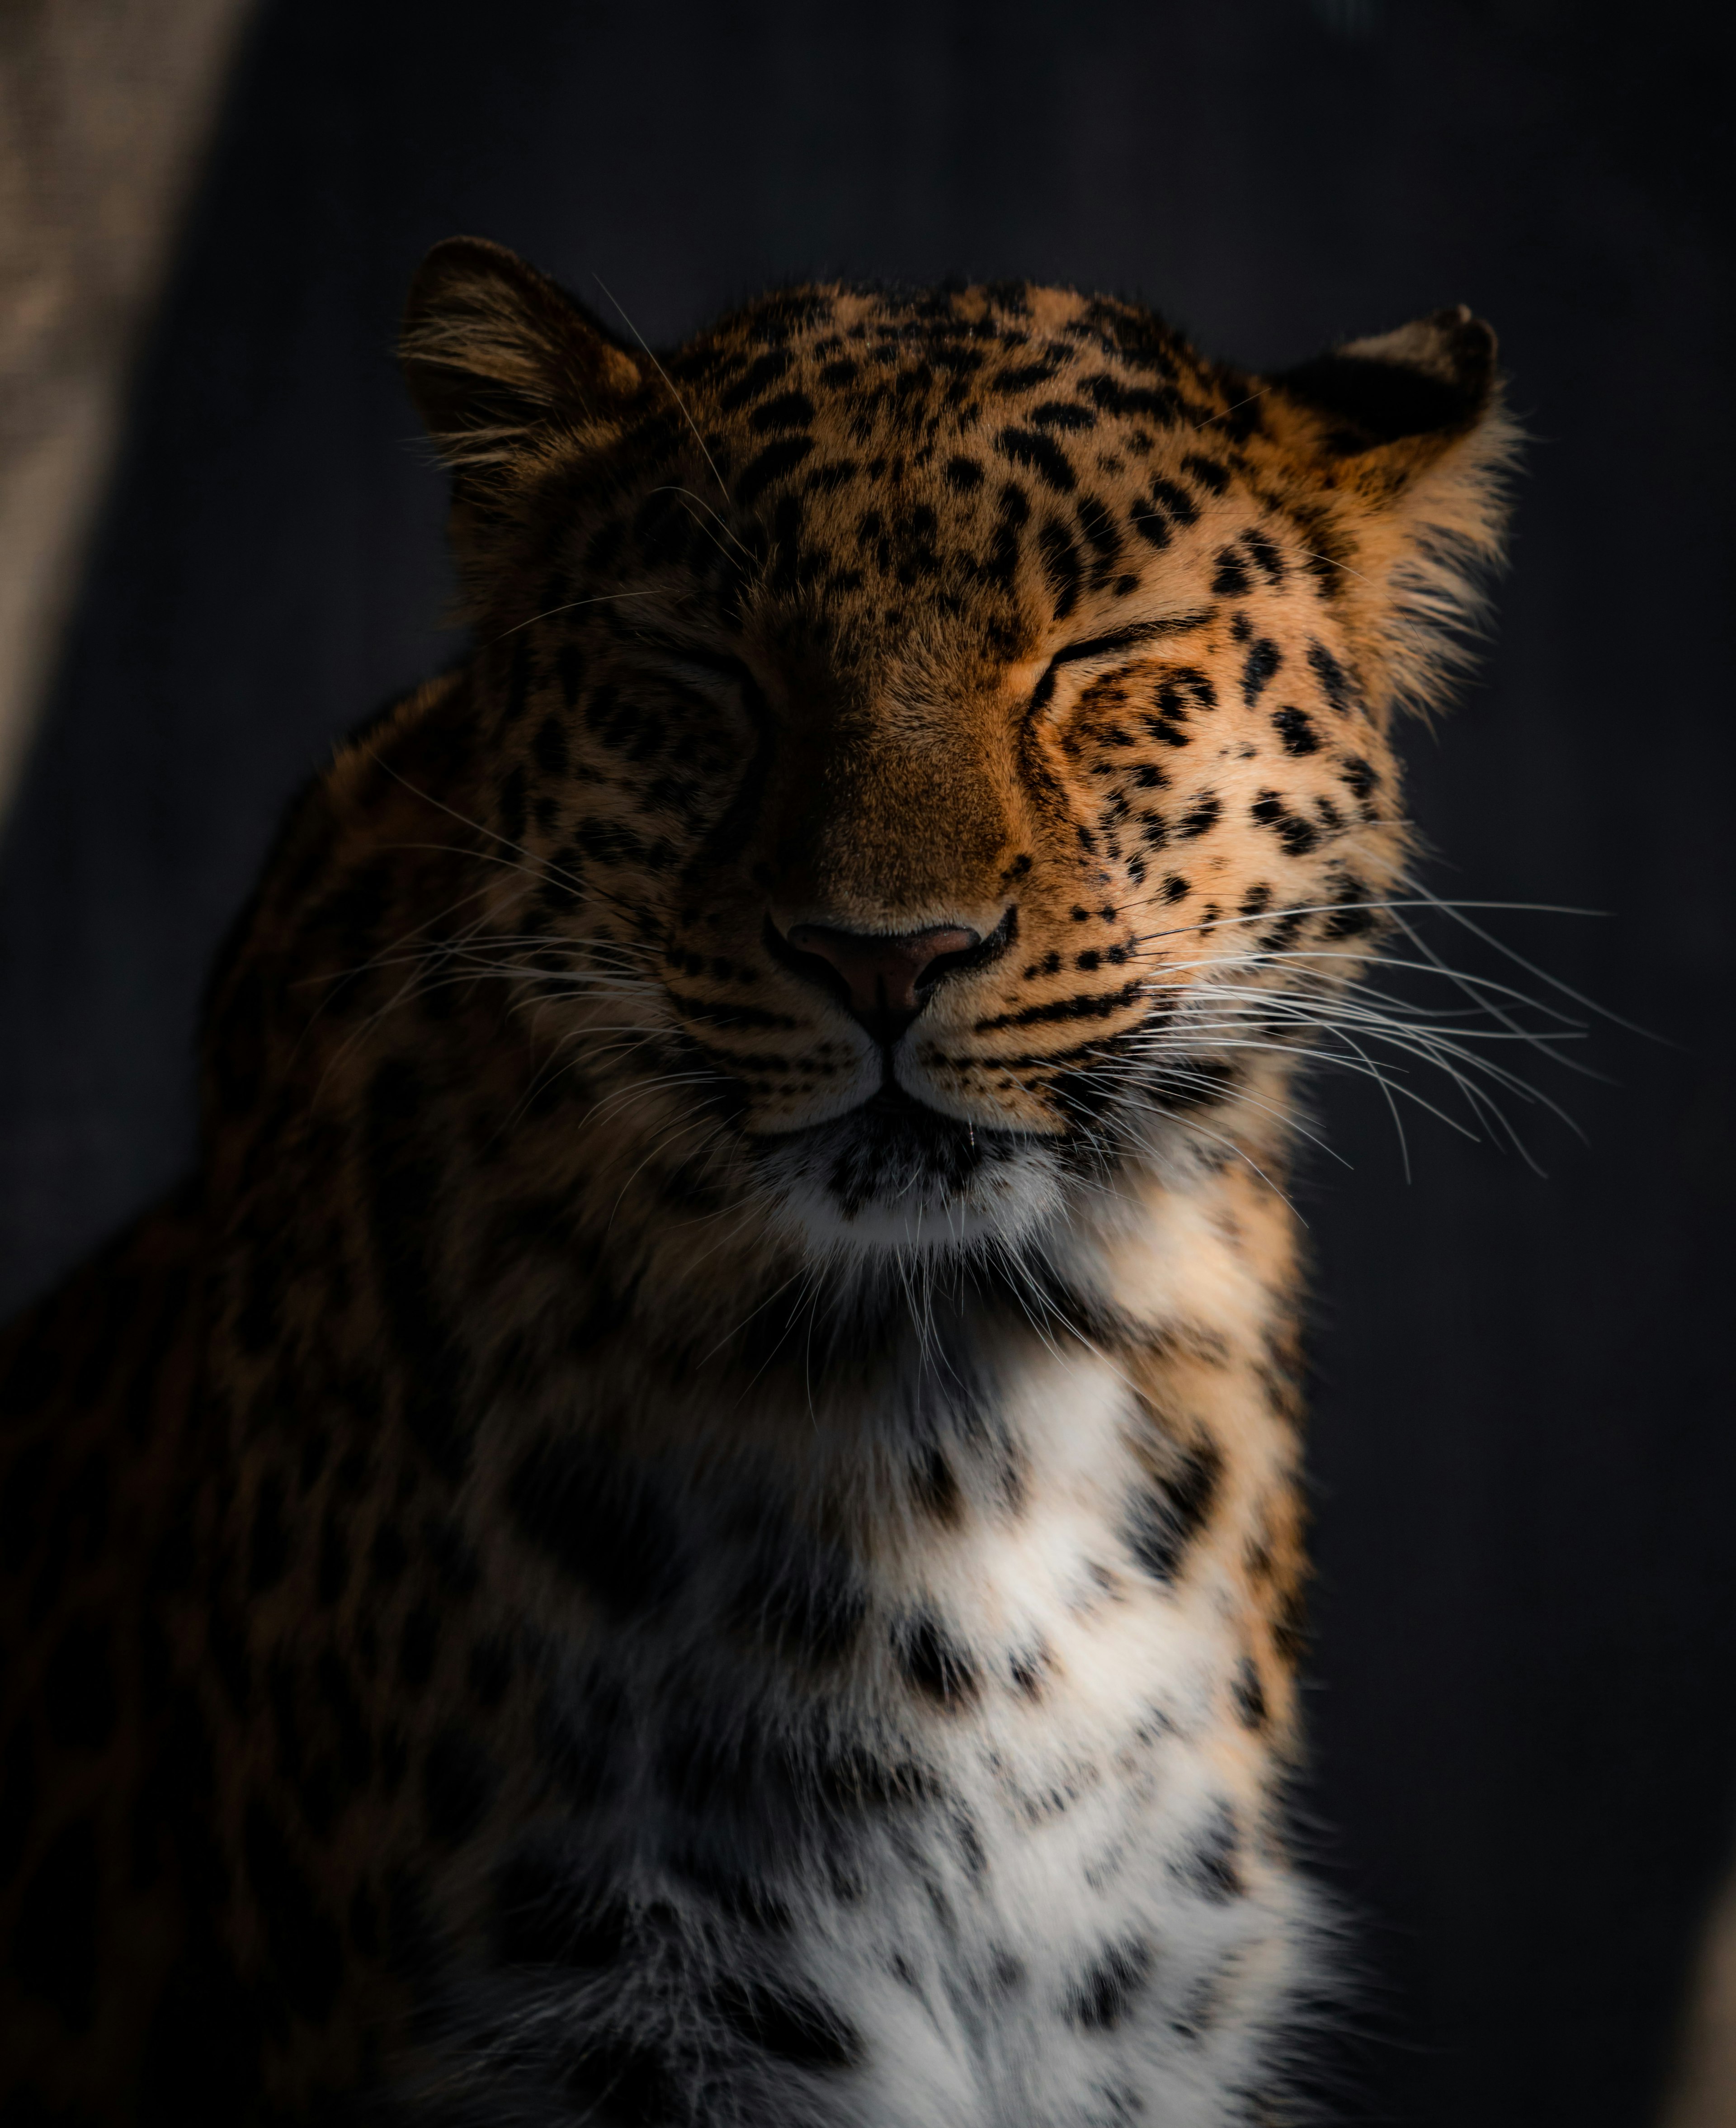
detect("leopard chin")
(748, 1084), (1068, 1258)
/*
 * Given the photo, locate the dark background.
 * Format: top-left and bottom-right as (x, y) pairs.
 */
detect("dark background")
(1, 2), (1731, 2120)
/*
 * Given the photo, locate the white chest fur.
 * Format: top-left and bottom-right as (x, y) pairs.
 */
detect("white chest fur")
(433, 1182), (1317, 2125)
(763, 1347), (1311, 2128)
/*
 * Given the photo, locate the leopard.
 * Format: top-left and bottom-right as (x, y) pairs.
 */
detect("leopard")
(0, 236), (1513, 2127)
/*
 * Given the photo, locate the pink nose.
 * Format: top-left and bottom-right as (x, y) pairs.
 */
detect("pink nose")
(784, 922), (979, 1022)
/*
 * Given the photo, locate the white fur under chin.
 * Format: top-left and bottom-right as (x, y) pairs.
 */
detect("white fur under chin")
(740, 1068), (1233, 1279)
(749, 1114), (1068, 1263)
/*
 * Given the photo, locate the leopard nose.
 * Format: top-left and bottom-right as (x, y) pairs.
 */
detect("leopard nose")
(780, 921), (981, 1043)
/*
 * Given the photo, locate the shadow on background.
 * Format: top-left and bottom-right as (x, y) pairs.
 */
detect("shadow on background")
(1, 2), (1731, 2121)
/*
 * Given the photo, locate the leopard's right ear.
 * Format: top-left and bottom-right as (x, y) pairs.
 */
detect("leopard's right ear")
(400, 236), (645, 478)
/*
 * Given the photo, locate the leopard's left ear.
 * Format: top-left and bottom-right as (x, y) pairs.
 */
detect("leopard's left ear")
(1269, 307), (1519, 718)
(1273, 305), (1500, 467)
(400, 235), (645, 479)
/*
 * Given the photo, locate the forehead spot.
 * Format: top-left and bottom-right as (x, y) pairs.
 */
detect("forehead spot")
(749, 392), (816, 435)
(718, 348), (793, 411)
(997, 428), (1076, 496)
(1030, 402), (1097, 433)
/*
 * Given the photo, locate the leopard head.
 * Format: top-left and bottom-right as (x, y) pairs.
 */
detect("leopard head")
(396, 239), (1511, 1265)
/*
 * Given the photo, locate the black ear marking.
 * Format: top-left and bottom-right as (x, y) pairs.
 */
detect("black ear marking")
(399, 234), (644, 464)
(1276, 305), (1498, 451)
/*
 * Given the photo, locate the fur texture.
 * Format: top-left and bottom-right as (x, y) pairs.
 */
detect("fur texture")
(0, 244), (1511, 2125)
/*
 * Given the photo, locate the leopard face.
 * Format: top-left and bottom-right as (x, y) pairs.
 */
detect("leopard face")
(395, 244), (1509, 1263)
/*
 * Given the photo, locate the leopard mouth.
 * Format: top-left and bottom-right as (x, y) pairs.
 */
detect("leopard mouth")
(780, 1079), (984, 1172)
(750, 1077), (1047, 1227)
(857, 1080), (953, 1123)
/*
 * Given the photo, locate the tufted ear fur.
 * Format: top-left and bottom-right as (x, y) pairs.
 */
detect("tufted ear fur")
(400, 235), (644, 481)
(1270, 305), (1518, 719)
(1274, 305), (1497, 459)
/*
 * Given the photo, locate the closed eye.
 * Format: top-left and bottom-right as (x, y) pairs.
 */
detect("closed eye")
(629, 635), (769, 716)
(1029, 609), (1218, 711)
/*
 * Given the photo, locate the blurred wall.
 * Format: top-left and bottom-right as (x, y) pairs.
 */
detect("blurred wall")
(0, 0), (252, 811)
(1670, 1871), (1736, 2128)
(0, 4), (1732, 2123)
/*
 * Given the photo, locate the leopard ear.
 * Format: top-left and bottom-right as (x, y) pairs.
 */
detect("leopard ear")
(1273, 305), (1499, 464)
(1270, 308), (1518, 720)
(400, 235), (644, 476)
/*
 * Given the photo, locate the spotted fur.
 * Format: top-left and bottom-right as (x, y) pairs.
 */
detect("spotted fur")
(0, 240), (1511, 2124)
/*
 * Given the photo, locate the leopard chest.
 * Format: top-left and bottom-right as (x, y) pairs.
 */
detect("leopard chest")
(360, 1333), (1310, 2126)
